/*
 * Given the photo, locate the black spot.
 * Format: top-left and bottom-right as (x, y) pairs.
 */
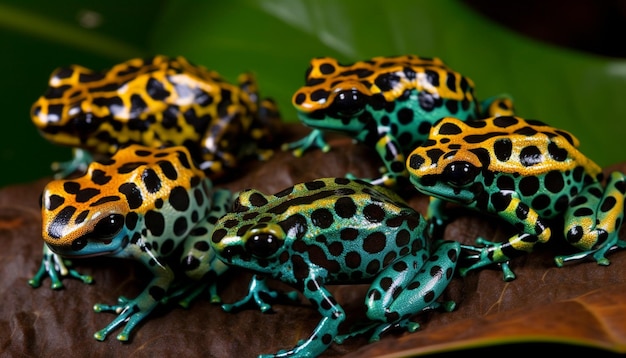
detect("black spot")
(158, 160), (178, 180)
(169, 186), (190, 211)
(345, 251), (361, 268)
(63, 182), (81, 194)
(146, 77), (170, 100)
(335, 197), (357, 218)
(340, 228), (358, 241)
(142, 168), (162, 193)
(363, 231), (386, 253)
(544, 170), (565, 193)
(117, 162), (147, 174)
(145, 210), (165, 236)
(174, 217), (188, 236)
(494, 138), (512, 162)
(408, 154), (425, 170)
(493, 116), (519, 127)
(319, 63), (335, 74)
(47, 194), (65, 211)
(531, 194), (551, 210)
(418, 91), (435, 111)
(119, 183), (143, 209)
(438, 122), (462, 135)
(311, 208), (334, 229)
(519, 146), (543, 166)
(397, 108), (413, 125)
(519, 176), (540, 196)
(249, 192), (269, 207)
(126, 212), (139, 230)
(91, 169), (112, 185)
(547, 141), (569, 161)
(363, 204), (385, 223)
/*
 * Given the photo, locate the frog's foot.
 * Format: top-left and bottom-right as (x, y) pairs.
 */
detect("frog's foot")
(459, 237), (516, 281)
(28, 251), (93, 289)
(281, 129), (330, 157)
(221, 275), (298, 313)
(93, 295), (157, 341)
(51, 148), (93, 179)
(554, 238), (626, 267)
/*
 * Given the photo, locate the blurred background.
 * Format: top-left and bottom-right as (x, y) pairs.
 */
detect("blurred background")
(1, 0), (625, 188)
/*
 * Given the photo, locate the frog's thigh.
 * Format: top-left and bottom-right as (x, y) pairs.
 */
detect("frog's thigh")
(563, 172), (626, 250)
(365, 240), (459, 322)
(374, 135), (407, 177)
(182, 189), (232, 280)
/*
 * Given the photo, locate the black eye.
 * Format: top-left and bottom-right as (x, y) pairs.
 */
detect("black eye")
(245, 233), (282, 258)
(443, 161), (479, 186)
(92, 214), (125, 239)
(330, 89), (367, 118)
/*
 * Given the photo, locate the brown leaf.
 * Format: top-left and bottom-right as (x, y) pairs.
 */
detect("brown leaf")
(1, 123), (625, 357)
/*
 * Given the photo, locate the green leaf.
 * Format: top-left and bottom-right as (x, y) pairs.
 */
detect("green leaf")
(2, 0), (625, 188)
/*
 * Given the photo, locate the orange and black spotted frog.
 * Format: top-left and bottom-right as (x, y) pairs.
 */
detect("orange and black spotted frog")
(407, 116), (626, 281)
(285, 55), (514, 188)
(31, 55), (281, 181)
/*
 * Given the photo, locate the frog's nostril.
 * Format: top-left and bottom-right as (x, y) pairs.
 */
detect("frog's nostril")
(408, 153), (425, 170)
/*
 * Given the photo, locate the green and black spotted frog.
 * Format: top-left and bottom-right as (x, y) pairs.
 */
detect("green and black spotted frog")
(31, 144), (237, 341)
(210, 177), (460, 357)
(284, 55), (514, 187)
(31, 55), (281, 181)
(407, 116), (626, 281)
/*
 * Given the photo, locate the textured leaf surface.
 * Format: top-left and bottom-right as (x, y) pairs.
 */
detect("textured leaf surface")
(1, 124), (625, 357)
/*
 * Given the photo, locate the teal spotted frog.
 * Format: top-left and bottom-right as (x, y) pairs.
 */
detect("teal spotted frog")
(210, 177), (460, 357)
(407, 116), (626, 281)
(284, 55), (514, 187)
(30, 55), (281, 181)
(31, 144), (238, 341)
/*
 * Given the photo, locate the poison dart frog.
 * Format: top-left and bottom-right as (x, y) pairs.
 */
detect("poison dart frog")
(210, 177), (460, 358)
(407, 116), (626, 281)
(31, 144), (238, 341)
(284, 55), (514, 188)
(30, 55), (281, 181)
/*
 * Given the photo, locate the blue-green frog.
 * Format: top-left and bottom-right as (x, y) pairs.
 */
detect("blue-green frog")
(407, 116), (626, 281)
(210, 177), (460, 357)
(284, 55), (514, 187)
(31, 144), (240, 341)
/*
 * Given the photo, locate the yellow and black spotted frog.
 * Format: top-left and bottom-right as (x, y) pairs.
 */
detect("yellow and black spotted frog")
(285, 55), (514, 188)
(407, 116), (626, 281)
(31, 55), (281, 181)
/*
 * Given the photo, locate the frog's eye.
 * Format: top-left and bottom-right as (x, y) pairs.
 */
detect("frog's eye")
(442, 161), (479, 186)
(72, 112), (99, 135)
(92, 214), (125, 239)
(245, 233), (282, 258)
(330, 89), (367, 118)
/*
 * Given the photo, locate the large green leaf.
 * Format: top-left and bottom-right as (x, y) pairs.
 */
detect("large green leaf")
(1, 0), (625, 189)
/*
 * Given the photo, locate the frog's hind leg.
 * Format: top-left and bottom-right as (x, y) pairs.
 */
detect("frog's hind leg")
(336, 240), (460, 344)
(479, 94), (515, 118)
(51, 148), (94, 179)
(555, 171), (626, 267)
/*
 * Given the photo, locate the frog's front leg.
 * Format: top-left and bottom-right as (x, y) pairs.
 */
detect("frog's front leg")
(263, 268), (344, 358)
(51, 148), (94, 179)
(338, 240), (460, 343)
(28, 244), (93, 289)
(93, 257), (174, 341)
(555, 171), (626, 266)
(459, 193), (551, 281)
(281, 129), (330, 157)
(362, 134), (406, 188)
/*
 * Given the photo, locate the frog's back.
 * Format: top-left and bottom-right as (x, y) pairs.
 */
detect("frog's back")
(228, 177), (426, 282)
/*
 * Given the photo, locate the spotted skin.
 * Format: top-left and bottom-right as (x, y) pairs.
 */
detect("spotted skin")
(33, 144), (234, 341)
(211, 177), (459, 358)
(285, 55), (514, 187)
(407, 116), (626, 281)
(31, 55), (281, 181)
